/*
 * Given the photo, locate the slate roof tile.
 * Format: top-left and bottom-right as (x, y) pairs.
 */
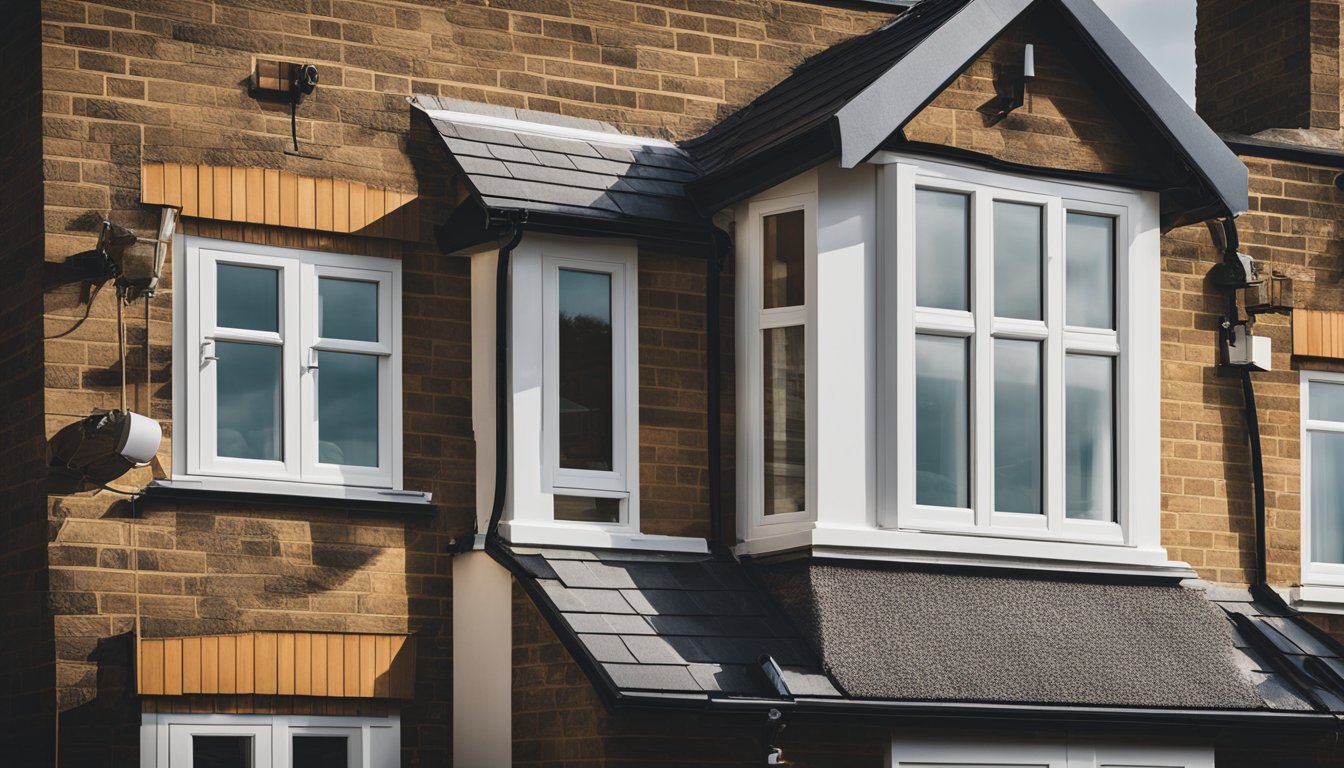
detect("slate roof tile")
(689, 664), (759, 694)
(603, 663), (701, 692)
(580, 633), (637, 664)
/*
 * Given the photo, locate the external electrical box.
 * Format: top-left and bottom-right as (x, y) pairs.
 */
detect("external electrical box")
(1227, 324), (1272, 371)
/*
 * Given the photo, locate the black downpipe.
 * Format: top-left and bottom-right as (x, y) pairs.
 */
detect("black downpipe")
(1216, 217), (1268, 587)
(707, 229), (729, 554)
(486, 219), (526, 542)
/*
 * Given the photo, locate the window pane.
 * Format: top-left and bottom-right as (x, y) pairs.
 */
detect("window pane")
(217, 264), (278, 332)
(995, 340), (1042, 514)
(1066, 355), (1115, 521)
(317, 352), (379, 467)
(763, 325), (806, 515)
(216, 342), (281, 461)
(192, 735), (253, 768)
(994, 202), (1043, 320)
(558, 269), (614, 471)
(1066, 213), (1115, 329)
(916, 189), (970, 311)
(554, 495), (621, 524)
(1309, 381), (1344, 422)
(763, 210), (805, 309)
(916, 334), (969, 508)
(319, 278), (378, 342)
(1311, 432), (1344, 564)
(293, 736), (348, 768)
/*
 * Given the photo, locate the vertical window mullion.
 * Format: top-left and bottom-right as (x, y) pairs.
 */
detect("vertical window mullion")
(289, 260), (309, 481)
(1044, 199), (1066, 532)
(971, 190), (994, 527)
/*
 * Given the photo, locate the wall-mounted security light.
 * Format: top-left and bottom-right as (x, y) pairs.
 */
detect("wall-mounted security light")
(249, 58), (320, 154)
(49, 409), (163, 488)
(1244, 271), (1294, 315)
(989, 44), (1035, 125)
(69, 208), (177, 300)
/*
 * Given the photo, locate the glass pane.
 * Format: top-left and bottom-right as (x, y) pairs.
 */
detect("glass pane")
(217, 264), (278, 332)
(1066, 213), (1115, 329)
(994, 202), (1043, 320)
(763, 325), (806, 515)
(916, 189), (970, 311)
(317, 352), (379, 467)
(192, 735), (253, 768)
(293, 736), (349, 768)
(1311, 432), (1344, 564)
(916, 334), (969, 508)
(1066, 354), (1115, 521)
(558, 269), (614, 471)
(763, 210), (805, 309)
(1309, 381), (1344, 422)
(216, 342), (281, 461)
(554, 495), (621, 524)
(319, 278), (379, 342)
(995, 340), (1042, 514)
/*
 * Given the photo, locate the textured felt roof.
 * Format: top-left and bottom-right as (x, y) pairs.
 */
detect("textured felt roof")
(409, 95), (703, 228)
(761, 563), (1271, 709)
(508, 546), (840, 700)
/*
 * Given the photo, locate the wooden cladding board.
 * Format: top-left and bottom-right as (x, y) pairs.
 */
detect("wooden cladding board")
(141, 162), (421, 241)
(1295, 310), (1344, 359)
(138, 633), (414, 699)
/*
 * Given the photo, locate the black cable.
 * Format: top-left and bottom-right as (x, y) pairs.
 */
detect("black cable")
(291, 100), (299, 152)
(45, 282), (104, 340)
(1241, 369), (1268, 586)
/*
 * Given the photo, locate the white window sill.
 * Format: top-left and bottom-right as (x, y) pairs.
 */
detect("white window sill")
(499, 520), (708, 554)
(735, 523), (1194, 579)
(1286, 583), (1344, 614)
(153, 476), (432, 506)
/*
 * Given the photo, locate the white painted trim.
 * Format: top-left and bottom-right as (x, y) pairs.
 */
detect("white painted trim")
(149, 477), (430, 504)
(500, 519), (708, 553)
(420, 108), (678, 149)
(176, 236), (404, 491)
(141, 712), (400, 768)
(890, 733), (1213, 768)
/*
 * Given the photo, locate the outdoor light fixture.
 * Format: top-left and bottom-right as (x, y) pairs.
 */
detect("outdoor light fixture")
(249, 58), (320, 153)
(70, 208), (177, 300)
(1244, 270), (1294, 315)
(49, 409), (163, 487)
(989, 43), (1035, 125)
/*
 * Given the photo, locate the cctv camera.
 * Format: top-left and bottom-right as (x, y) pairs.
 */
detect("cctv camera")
(292, 64), (319, 100)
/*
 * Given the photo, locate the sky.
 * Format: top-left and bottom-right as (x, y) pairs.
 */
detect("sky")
(1093, 0), (1197, 106)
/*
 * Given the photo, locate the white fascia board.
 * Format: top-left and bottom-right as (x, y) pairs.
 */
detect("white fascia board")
(500, 520), (708, 554)
(421, 108), (679, 150)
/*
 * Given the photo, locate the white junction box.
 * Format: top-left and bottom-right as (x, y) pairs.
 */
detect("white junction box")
(1227, 324), (1272, 371)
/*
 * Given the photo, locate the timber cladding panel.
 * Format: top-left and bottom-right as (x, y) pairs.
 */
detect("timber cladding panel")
(141, 162), (423, 241)
(137, 632), (415, 699)
(1294, 310), (1344, 358)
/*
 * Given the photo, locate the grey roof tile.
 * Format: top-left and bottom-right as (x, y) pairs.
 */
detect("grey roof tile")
(541, 583), (635, 614)
(548, 559), (607, 589)
(583, 562), (640, 589)
(689, 664), (758, 694)
(646, 615), (776, 638)
(563, 613), (654, 636)
(483, 143), (540, 164)
(619, 589), (701, 616)
(1262, 617), (1341, 658)
(603, 663), (702, 692)
(513, 555), (557, 580)
(580, 633), (637, 664)
(621, 635), (687, 665)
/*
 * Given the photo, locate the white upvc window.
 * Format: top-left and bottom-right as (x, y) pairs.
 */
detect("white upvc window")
(140, 712), (400, 768)
(882, 158), (1157, 549)
(1299, 369), (1344, 601)
(174, 236), (405, 496)
(890, 735), (1212, 768)
(739, 193), (817, 531)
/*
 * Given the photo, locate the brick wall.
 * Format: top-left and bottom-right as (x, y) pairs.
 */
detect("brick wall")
(1196, 0), (1341, 134)
(903, 12), (1147, 177)
(0, 1), (55, 765)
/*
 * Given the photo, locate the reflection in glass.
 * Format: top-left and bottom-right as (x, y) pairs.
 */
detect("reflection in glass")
(916, 189), (970, 311)
(916, 334), (969, 508)
(1066, 213), (1115, 329)
(1310, 381), (1344, 422)
(554, 495), (621, 524)
(317, 352), (379, 467)
(192, 735), (253, 768)
(319, 278), (378, 342)
(763, 325), (806, 515)
(763, 210), (805, 309)
(293, 736), (349, 768)
(1066, 354), (1114, 521)
(216, 342), (281, 461)
(217, 264), (278, 332)
(558, 269), (613, 471)
(994, 202), (1043, 320)
(1312, 432), (1344, 564)
(995, 340), (1042, 514)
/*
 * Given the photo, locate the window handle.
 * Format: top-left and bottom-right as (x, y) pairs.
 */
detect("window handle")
(201, 336), (217, 363)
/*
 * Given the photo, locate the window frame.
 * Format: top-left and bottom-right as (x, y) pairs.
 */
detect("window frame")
(1300, 368), (1344, 590)
(881, 158), (1151, 550)
(175, 236), (404, 494)
(889, 734), (1213, 768)
(739, 192), (819, 533)
(141, 712), (398, 768)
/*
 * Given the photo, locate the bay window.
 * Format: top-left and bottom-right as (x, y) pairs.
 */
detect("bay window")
(174, 237), (406, 497)
(1300, 369), (1344, 596)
